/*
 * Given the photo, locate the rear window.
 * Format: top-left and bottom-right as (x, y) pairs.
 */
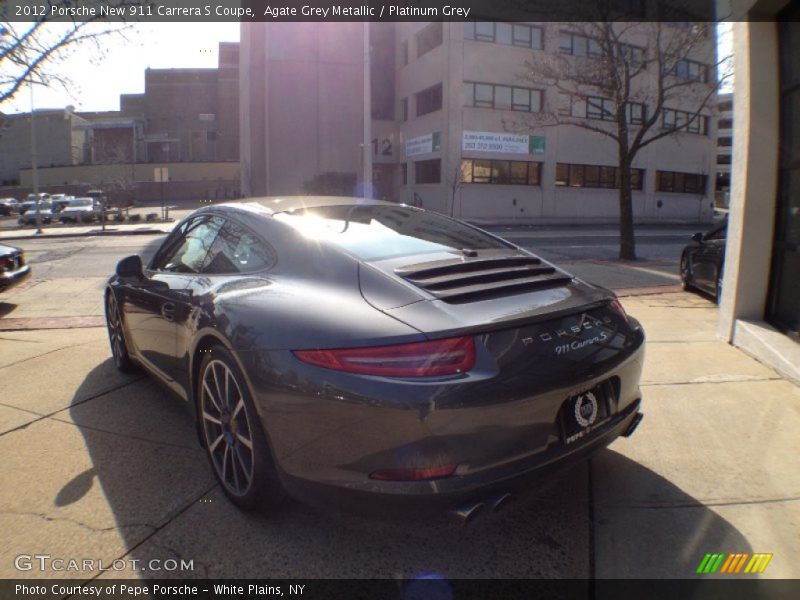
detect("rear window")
(273, 204), (512, 261)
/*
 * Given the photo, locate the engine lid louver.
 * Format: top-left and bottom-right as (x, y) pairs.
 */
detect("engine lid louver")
(395, 256), (573, 303)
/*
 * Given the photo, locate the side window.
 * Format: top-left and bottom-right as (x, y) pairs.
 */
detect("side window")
(202, 220), (275, 274)
(152, 216), (224, 273)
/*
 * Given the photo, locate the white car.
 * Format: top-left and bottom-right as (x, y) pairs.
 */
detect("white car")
(59, 197), (102, 223)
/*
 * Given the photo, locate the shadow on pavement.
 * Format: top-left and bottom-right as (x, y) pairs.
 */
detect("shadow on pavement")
(0, 302), (17, 318)
(67, 360), (752, 580)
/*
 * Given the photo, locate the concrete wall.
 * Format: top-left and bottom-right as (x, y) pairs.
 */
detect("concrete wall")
(0, 110), (87, 184)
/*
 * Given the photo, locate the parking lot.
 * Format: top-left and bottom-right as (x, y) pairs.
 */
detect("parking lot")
(0, 228), (798, 582)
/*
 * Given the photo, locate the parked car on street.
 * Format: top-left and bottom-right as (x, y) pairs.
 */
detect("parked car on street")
(680, 218), (728, 303)
(49, 194), (74, 215)
(105, 197), (646, 517)
(0, 243), (30, 292)
(19, 194), (50, 214)
(18, 202), (53, 225)
(59, 197), (102, 223)
(0, 198), (20, 216)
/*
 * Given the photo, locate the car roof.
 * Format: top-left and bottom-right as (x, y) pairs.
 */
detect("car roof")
(209, 196), (396, 218)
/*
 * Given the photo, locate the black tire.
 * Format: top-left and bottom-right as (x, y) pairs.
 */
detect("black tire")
(105, 290), (137, 373)
(197, 345), (286, 512)
(680, 251), (693, 291)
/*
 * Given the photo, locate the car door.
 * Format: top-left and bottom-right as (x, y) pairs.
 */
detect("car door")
(122, 215), (225, 390)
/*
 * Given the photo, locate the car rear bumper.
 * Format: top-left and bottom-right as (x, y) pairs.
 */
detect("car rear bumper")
(279, 398), (642, 514)
(0, 264), (31, 291)
(240, 333), (645, 512)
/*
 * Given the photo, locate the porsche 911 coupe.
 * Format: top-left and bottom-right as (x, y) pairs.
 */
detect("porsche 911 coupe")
(105, 197), (645, 517)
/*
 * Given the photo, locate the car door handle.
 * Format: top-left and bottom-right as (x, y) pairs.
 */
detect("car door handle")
(161, 302), (176, 321)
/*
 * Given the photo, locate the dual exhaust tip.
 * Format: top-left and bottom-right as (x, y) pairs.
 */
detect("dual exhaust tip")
(449, 492), (512, 525)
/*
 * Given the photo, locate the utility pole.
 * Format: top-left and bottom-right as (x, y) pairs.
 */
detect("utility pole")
(30, 81), (42, 234)
(362, 21), (372, 200)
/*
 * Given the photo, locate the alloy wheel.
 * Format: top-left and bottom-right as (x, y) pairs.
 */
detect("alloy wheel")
(106, 293), (127, 367)
(200, 359), (255, 497)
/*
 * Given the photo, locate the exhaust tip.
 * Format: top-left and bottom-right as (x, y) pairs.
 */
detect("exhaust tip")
(448, 501), (485, 525)
(488, 492), (512, 513)
(622, 412), (644, 438)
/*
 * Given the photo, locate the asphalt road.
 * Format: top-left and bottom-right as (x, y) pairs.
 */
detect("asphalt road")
(7, 224), (703, 289)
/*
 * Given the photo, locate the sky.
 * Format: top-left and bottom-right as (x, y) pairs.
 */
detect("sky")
(4, 23), (241, 114)
(4, 21), (732, 115)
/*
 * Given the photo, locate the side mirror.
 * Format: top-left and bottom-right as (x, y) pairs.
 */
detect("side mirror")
(116, 255), (144, 279)
(691, 232), (704, 243)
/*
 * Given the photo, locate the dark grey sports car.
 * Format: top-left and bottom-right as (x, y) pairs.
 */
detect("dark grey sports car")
(105, 197), (645, 517)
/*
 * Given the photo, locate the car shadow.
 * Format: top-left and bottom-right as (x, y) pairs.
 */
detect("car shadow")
(65, 360), (753, 581)
(0, 302), (17, 318)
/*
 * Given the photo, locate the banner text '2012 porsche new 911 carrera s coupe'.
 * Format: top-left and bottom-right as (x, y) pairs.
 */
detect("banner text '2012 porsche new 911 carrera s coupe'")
(105, 197), (645, 517)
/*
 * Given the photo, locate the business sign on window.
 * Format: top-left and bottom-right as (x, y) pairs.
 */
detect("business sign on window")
(462, 131), (545, 155)
(405, 132), (441, 157)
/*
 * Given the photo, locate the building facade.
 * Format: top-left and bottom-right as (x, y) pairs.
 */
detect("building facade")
(0, 42), (240, 203)
(719, 0), (800, 383)
(240, 21), (718, 224)
(715, 92), (733, 204)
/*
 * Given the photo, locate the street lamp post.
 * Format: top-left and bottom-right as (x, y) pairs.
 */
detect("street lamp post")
(29, 80), (42, 234)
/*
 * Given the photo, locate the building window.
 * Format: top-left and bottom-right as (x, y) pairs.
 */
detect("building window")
(464, 81), (542, 112)
(416, 83), (442, 117)
(576, 96), (646, 124)
(415, 159), (441, 184)
(400, 98), (408, 122)
(559, 32), (643, 63)
(555, 163), (644, 190)
(416, 22), (443, 58)
(401, 163), (407, 185)
(400, 40), (408, 66)
(717, 136), (732, 147)
(560, 32), (602, 56)
(461, 159), (541, 185)
(718, 117), (733, 129)
(718, 101), (733, 112)
(656, 170), (707, 194)
(673, 59), (709, 82)
(663, 108), (709, 135)
(716, 155), (732, 165)
(464, 22), (543, 49)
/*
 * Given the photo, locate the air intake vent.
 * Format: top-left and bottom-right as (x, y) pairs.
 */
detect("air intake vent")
(396, 256), (573, 303)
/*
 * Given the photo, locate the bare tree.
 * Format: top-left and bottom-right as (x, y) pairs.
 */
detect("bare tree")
(0, 3), (136, 107)
(96, 139), (138, 208)
(511, 21), (728, 260)
(447, 163), (467, 217)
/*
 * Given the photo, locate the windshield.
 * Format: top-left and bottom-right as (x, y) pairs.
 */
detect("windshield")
(274, 205), (513, 261)
(69, 199), (93, 207)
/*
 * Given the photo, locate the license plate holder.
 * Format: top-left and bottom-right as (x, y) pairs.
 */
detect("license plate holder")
(559, 381), (614, 444)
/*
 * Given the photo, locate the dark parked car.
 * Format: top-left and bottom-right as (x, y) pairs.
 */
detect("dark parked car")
(105, 197), (645, 517)
(680, 218), (727, 302)
(0, 243), (31, 292)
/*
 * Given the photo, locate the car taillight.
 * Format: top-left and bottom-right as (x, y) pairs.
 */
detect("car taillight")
(293, 336), (476, 377)
(609, 299), (630, 324)
(369, 464), (458, 481)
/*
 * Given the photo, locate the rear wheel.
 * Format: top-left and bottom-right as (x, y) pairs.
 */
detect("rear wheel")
(105, 291), (136, 372)
(197, 346), (286, 512)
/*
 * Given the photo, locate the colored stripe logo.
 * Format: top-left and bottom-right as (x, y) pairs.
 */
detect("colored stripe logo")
(696, 552), (773, 574)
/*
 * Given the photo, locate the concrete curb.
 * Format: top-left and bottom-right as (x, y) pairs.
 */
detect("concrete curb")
(0, 228), (168, 241)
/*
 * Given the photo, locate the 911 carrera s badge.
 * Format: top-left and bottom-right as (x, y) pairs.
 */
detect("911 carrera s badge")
(574, 392), (598, 428)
